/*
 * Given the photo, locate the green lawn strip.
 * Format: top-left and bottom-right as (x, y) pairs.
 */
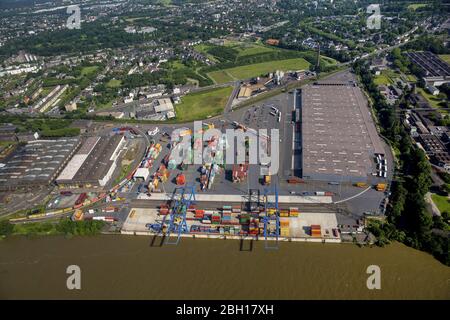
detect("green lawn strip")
(407, 3), (428, 10)
(417, 87), (445, 109)
(106, 79), (122, 88)
(431, 194), (450, 214)
(438, 54), (450, 65)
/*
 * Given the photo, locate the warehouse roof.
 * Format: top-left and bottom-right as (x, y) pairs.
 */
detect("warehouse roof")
(0, 138), (80, 187)
(301, 82), (384, 181)
(57, 135), (124, 184)
(154, 98), (174, 113)
(57, 137), (100, 181)
(405, 51), (450, 78)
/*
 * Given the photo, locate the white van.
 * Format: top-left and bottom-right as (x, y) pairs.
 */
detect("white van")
(147, 127), (160, 136)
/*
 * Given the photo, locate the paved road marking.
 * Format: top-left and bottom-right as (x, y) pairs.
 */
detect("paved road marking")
(334, 186), (372, 204)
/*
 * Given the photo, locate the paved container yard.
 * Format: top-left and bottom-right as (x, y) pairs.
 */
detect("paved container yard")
(121, 207), (341, 242)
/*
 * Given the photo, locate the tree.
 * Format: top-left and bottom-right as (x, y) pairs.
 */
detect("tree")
(0, 220), (14, 237)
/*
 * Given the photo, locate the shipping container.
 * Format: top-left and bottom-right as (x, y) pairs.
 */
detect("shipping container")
(280, 228), (290, 237)
(75, 193), (88, 206)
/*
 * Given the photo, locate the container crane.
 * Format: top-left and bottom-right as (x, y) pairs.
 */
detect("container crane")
(165, 184), (196, 245)
(263, 185), (280, 250)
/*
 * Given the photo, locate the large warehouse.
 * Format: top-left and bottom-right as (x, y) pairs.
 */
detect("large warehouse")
(56, 135), (126, 189)
(301, 81), (385, 182)
(0, 138), (81, 190)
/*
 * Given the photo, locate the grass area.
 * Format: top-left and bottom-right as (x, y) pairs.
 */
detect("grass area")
(417, 87), (444, 109)
(114, 163), (131, 185)
(406, 74), (417, 82)
(0, 141), (14, 148)
(374, 74), (392, 86)
(431, 194), (450, 214)
(194, 43), (221, 63)
(174, 86), (233, 122)
(320, 56), (339, 66)
(81, 66), (99, 76)
(207, 70), (236, 84)
(439, 54), (450, 64)
(208, 58), (310, 84)
(106, 79), (122, 88)
(95, 99), (115, 110)
(408, 3), (428, 10)
(373, 69), (413, 86)
(172, 60), (186, 69)
(196, 41), (285, 63)
(230, 42), (278, 57)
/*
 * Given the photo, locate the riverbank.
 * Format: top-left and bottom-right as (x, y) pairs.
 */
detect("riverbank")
(0, 235), (448, 299)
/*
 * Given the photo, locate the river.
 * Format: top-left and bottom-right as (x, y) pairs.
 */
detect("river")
(0, 235), (448, 299)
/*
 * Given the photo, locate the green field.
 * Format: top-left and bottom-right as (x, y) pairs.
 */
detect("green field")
(431, 194), (450, 214)
(106, 79), (122, 88)
(439, 54), (450, 64)
(208, 58), (311, 84)
(373, 69), (415, 86)
(81, 66), (99, 76)
(417, 87), (444, 109)
(320, 56), (339, 66)
(408, 3), (428, 10)
(230, 42), (278, 57)
(174, 86), (233, 122)
(374, 74), (392, 86)
(195, 41), (281, 64)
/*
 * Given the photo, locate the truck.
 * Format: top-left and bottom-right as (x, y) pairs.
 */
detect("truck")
(75, 193), (88, 206)
(354, 182), (368, 188)
(287, 177), (304, 184)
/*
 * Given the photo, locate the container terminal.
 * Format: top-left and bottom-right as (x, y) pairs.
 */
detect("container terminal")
(6, 71), (392, 245)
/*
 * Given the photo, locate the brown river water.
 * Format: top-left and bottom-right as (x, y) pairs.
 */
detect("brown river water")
(0, 235), (449, 300)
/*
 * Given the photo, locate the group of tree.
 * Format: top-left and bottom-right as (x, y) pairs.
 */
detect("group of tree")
(353, 60), (449, 266)
(0, 219), (105, 238)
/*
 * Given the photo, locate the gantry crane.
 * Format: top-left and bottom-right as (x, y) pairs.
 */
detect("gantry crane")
(165, 184), (196, 245)
(262, 185), (280, 250)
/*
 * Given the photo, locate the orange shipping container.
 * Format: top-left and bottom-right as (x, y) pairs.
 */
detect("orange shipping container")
(280, 220), (290, 227)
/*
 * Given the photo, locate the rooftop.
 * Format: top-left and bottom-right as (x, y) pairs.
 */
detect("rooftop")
(0, 138), (80, 187)
(405, 51), (450, 78)
(57, 135), (125, 184)
(301, 82), (384, 182)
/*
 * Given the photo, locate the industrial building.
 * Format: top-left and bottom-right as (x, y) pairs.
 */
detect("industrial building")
(301, 82), (385, 182)
(405, 51), (450, 86)
(0, 138), (81, 190)
(56, 135), (126, 189)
